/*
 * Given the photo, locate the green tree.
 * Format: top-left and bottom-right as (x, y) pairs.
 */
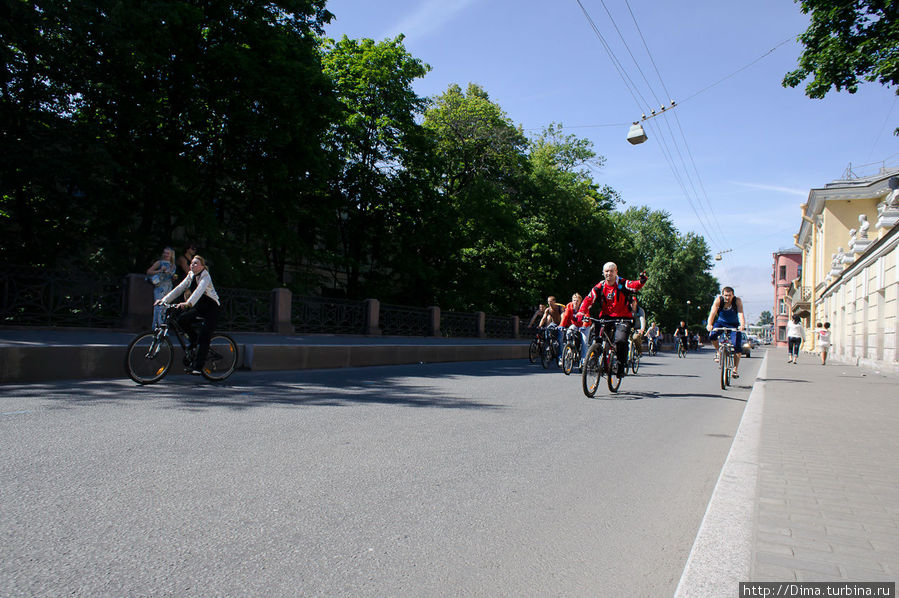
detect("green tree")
(422, 83), (531, 312)
(784, 0), (899, 117)
(758, 310), (774, 326)
(320, 35), (431, 298)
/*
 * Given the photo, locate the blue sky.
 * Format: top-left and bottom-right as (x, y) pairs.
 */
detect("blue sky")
(322, 0), (899, 323)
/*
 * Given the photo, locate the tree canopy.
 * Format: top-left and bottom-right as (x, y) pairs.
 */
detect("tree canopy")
(784, 0), (899, 105)
(1, 1), (720, 328)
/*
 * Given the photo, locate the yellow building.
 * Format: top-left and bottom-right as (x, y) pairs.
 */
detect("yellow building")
(792, 169), (899, 373)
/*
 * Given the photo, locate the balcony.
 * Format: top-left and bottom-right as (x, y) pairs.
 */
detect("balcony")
(787, 282), (812, 316)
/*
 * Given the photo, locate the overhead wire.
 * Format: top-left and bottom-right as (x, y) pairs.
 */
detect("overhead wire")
(576, 0), (728, 252)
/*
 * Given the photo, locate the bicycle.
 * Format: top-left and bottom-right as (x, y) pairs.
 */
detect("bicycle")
(581, 317), (630, 396)
(627, 336), (641, 374)
(528, 328), (544, 364)
(125, 304), (239, 384)
(540, 325), (561, 369)
(712, 326), (738, 390)
(647, 336), (659, 356)
(561, 325), (585, 376)
(676, 336), (687, 358)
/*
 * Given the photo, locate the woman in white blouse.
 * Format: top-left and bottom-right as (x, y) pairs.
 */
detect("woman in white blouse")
(155, 255), (220, 375)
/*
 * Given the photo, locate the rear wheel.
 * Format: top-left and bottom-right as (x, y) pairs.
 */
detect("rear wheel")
(125, 331), (173, 385)
(581, 344), (602, 397)
(528, 339), (539, 364)
(201, 334), (239, 382)
(606, 347), (621, 393)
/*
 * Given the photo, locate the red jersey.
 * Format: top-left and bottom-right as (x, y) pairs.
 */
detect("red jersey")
(577, 276), (646, 320)
(560, 301), (578, 327)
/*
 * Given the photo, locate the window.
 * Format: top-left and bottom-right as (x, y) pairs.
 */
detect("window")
(778, 326), (786, 341)
(778, 299), (787, 315)
(779, 265), (787, 280)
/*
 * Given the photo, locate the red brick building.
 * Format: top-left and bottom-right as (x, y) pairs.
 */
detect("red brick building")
(772, 248), (802, 347)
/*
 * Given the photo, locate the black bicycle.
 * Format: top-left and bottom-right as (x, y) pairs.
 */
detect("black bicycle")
(561, 325), (585, 376)
(581, 317), (630, 396)
(540, 325), (561, 369)
(528, 327), (544, 364)
(125, 304), (239, 384)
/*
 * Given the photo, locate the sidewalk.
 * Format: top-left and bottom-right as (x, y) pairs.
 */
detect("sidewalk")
(678, 347), (899, 595)
(0, 328), (528, 384)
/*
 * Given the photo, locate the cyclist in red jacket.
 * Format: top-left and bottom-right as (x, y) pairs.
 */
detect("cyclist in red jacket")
(576, 262), (647, 376)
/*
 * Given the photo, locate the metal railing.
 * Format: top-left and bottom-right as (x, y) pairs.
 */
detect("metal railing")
(0, 265), (123, 327)
(441, 311), (479, 338)
(380, 303), (430, 336)
(218, 287), (271, 332)
(291, 295), (366, 334)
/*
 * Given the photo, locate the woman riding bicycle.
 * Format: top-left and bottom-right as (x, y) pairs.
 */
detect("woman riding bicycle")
(155, 255), (220, 375)
(706, 286), (746, 378)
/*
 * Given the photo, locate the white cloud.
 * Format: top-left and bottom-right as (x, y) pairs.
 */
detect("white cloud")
(731, 181), (808, 197)
(383, 0), (478, 40)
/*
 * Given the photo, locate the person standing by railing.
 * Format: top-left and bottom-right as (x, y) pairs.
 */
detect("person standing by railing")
(146, 247), (177, 329)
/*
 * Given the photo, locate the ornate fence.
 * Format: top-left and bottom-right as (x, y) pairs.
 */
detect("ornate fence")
(380, 303), (430, 336)
(441, 311), (480, 338)
(217, 287), (271, 332)
(0, 265), (523, 339)
(0, 265), (123, 327)
(291, 296), (366, 334)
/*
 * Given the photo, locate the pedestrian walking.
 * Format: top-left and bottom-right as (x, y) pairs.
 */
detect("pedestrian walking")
(786, 315), (804, 364)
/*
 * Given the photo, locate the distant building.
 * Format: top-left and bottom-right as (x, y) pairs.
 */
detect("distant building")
(772, 248), (801, 347)
(791, 167), (899, 373)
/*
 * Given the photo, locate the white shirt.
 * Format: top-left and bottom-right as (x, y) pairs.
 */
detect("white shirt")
(786, 321), (804, 339)
(163, 270), (220, 306)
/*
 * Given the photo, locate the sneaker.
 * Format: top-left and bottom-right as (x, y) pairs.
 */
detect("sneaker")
(617, 364), (626, 378)
(188, 369), (203, 376)
(732, 372), (740, 379)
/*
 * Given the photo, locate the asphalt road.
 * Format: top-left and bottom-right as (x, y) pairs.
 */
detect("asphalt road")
(0, 347), (763, 597)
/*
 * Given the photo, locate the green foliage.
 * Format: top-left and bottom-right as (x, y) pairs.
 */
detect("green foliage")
(784, 0), (899, 127)
(758, 310), (774, 326)
(1, 4), (720, 318)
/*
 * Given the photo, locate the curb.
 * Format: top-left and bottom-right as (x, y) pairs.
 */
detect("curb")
(674, 351), (767, 597)
(0, 343), (529, 384)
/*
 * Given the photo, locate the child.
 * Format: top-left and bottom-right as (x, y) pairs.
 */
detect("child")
(815, 322), (832, 365)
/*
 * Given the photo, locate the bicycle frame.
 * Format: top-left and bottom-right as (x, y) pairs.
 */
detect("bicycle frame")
(712, 327), (738, 389)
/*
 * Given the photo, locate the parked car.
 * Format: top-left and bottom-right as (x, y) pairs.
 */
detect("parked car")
(742, 334), (752, 357)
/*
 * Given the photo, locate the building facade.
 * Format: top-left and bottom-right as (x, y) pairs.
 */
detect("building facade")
(791, 169), (899, 374)
(772, 248), (801, 347)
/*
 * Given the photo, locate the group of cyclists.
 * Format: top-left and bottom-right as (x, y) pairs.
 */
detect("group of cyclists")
(530, 263), (747, 380)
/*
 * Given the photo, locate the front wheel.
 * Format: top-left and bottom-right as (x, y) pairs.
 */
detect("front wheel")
(540, 339), (554, 369)
(631, 350), (640, 374)
(581, 344), (602, 397)
(719, 347), (727, 390)
(562, 346), (576, 376)
(201, 334), (239, 382)
(125, 331), (173, 385)
(606, 348), (621, 393)
(678, 342), (686, 358)
(528, 339), (539, 364)
(725, 350), (732, 387)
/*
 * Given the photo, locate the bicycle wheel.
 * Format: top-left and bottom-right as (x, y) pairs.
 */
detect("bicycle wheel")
(725, 350), (732, 387)
(678, 342), (686, 358)
(562, 346), (576, 376)
(606, 347), (621, 392)
(581, 344), (602, 397)
(528, 340), (539, 364)
(201, 334), (239, 382)
(125, 331), (173, 385)
(540, 338), (554, 369)
(631, 350), (640, 374)
(719, 346), (727, 390)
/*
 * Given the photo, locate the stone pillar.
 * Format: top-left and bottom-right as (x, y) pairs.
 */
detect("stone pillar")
(476, 311), (486, 338)
(428, 306), (441, 336)
(271, 288), (294, 334)
(511, 316), (520, 339)
(364, 298), (381, 335)
(121, 274), (154, 331)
